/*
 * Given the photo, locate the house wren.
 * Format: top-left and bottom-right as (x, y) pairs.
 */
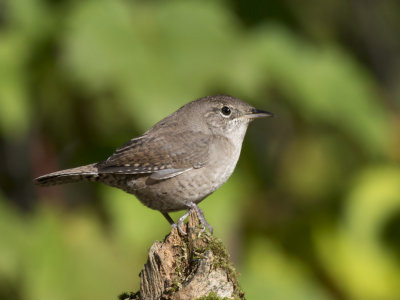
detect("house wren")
(34, 95), (273, 233)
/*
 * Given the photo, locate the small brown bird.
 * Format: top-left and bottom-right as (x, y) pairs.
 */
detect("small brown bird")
(34, 95), (272, 233)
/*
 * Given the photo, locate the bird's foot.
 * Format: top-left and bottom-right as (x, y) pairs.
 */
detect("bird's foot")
(188, 202), (213, 234)
(162, 204), (213, 236)
(176, 210), (190, 235)
(162, 212), (186, 235)
(170, 223), (186, 236)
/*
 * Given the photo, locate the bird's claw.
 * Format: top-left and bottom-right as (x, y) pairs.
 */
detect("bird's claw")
(176, 210), (190, 235)
(166, 203), (213, 236)
(188, 202), (213, 235)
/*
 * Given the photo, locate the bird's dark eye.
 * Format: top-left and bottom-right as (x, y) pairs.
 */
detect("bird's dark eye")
(221, 106), (231, 116)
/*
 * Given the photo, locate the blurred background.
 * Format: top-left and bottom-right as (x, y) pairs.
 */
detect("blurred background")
(0, 0), (400, 299)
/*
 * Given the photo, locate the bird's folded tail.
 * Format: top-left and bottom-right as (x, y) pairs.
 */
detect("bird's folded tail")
(34, 163), (99, 186)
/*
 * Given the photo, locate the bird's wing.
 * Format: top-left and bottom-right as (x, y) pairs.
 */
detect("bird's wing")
(96, 131), (210, 179)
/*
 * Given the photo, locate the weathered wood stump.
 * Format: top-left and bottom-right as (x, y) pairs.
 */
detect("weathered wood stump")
(120, 210), (245, 300)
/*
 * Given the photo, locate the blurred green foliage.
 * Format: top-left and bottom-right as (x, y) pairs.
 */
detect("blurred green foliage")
(0, 0), (399, 299)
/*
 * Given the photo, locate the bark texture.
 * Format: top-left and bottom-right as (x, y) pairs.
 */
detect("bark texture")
(120, 210), (245, 300)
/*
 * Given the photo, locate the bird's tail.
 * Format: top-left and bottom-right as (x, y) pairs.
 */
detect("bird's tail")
(34, 163), (99, 186)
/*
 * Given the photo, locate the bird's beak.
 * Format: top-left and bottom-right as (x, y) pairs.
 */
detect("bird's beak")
(245, 108), (274, 119)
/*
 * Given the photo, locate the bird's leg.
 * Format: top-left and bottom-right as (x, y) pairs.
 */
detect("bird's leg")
(188, 202), (213, 234)
(162, 212), (187, 235)
(162, 212), (177, 228)
(168, 203), (214, 236)
(177, 210), (190, 235)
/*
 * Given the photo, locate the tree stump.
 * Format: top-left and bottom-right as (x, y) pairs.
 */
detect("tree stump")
(119, 210), (245, 300)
